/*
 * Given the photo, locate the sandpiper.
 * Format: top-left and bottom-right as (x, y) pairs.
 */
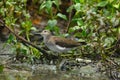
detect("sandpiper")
(38, 30), (86, 53)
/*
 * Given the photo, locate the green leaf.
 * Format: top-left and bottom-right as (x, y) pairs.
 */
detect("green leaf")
(57, 13), (67, 20)
(21, 20), (32, 32)
(47, 19), (57, 27)
(67, 5), (74, 12)
(74, 3), (81, 11)
(46, 1), (52, 14)
(74, 0), (80, 3)
(77, 19), (84, 26)
(80, 0), (85, 3)
(23, 10), (30, 18)
(32, 48), (40, 58)
(119, 27), (120, 33)
(82, 30), (87, 37)
(46, 19), (59, 35)
(113, 4), (120, 9)
(74, 0), (84, 3)
(39, 1), (46, 11)
(53, 0), (59, 10)
(72, 26), (80, 30)
(97, 1), (108, 7)
(53, 26), (60, 35)
(7, 34), (14, 43)
(31, 27), (37, 31)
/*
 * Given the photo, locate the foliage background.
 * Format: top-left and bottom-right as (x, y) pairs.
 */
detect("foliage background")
(0, 0), (120, 62)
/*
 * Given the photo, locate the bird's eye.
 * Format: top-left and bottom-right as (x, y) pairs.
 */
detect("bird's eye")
(44, 30), (47, 32)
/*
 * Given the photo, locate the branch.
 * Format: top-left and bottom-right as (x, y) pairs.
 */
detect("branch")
(0, 20), (49, 57)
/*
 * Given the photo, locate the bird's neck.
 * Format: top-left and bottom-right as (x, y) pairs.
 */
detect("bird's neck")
(43, 35), (51, 43)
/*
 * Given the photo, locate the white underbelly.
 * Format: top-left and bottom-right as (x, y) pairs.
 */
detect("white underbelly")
(46, 44), (71, 53)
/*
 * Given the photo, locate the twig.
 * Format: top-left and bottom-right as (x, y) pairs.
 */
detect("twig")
(65, 0), (73, 33)
(0, 20), (49, 57)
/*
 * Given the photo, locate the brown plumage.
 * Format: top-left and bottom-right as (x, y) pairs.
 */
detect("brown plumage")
(40, 30), (86, 53)
(51, 36), (86, 48)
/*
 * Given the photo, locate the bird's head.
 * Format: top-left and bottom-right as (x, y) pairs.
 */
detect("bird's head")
(40, 30), (52, 38)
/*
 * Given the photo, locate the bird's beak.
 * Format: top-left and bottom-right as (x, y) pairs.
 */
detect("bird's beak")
(40, 32), (44, 35)
(34, 33), (41, 36)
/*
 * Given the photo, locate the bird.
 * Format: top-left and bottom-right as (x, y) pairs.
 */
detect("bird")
(39, 30), (86, 53)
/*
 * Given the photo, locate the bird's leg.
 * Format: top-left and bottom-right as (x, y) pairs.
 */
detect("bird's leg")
(49, 52), (62, 65)
(59, 59), (68, 71)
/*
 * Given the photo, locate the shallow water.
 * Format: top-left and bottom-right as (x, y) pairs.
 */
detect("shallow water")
(0, 68), (108, 80)
(0, 41), (112, 80)
(0, 62), (109, 80)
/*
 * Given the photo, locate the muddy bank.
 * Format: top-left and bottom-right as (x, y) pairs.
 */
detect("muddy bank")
(0, 41), (120, 80)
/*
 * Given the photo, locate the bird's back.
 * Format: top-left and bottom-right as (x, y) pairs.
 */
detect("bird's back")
(49, 36), (85, 48)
